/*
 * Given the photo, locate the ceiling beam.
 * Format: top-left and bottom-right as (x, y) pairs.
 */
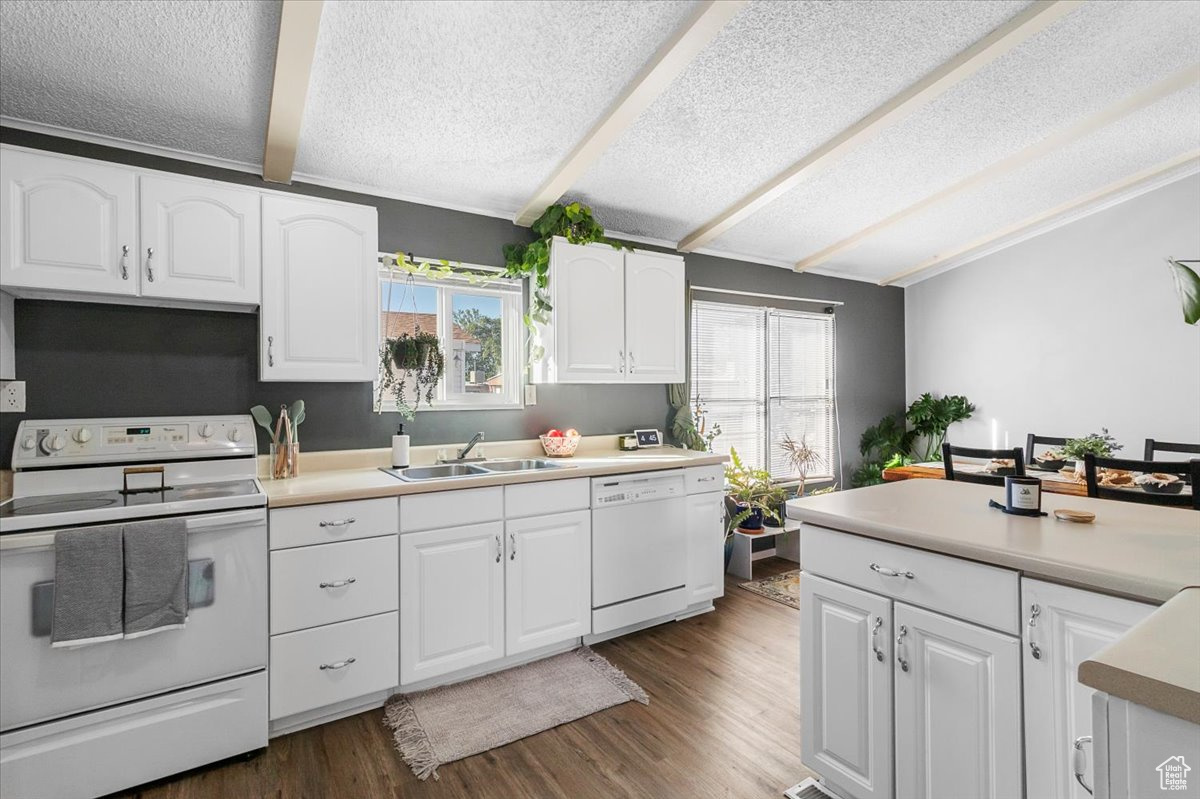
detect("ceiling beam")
(878, 149), (1200, 286)
(513, 0), (746, 227)
(676, 0), (1083, 253)
(262, 0), (324, 184)
(795, 62), (1200, 272)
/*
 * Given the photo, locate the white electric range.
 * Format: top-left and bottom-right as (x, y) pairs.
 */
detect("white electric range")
(0, 415), (268, 799)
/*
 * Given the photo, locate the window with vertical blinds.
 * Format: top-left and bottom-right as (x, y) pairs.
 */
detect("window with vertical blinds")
(691, 299), (835, 481)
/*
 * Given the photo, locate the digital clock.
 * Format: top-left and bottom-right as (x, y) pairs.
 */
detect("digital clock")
(633, 429), (663, 448)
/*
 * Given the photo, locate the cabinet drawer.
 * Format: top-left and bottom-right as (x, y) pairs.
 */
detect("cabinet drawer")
(504, 478), (589, 518)
(684, 465), (724, 494)
(270, 536), (398, 634)
(269, 611), (398, 720)
(400, 487), (502, 532)
(802, 525), (1019, 634)
(270, 498), (398, 550)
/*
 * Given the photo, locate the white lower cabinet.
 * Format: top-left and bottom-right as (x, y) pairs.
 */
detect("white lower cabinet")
(800, 573), (893, 799)
(893, 603), (1022, 799)
(399, 521), (505, 685)
(1022, 578), (1155, 799)
(504, 510), (591, 655)
(684, 490), (725, 605)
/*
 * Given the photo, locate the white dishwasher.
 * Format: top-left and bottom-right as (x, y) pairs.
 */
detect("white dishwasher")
(591, 471), (687, 635)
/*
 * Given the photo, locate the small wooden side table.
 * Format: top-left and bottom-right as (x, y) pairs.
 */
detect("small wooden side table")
(726, 519), (802, 581)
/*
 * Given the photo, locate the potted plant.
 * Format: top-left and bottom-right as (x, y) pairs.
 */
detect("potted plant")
(377, 329), (446, 420)
(780, 433), (826, 498)
(724, 447), (782, 534)
(1062, 429), (1123, 478)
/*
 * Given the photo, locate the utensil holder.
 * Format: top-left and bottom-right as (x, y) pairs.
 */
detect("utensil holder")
(269, 443), (299, 480)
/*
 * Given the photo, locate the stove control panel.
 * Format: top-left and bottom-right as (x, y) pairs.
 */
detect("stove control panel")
(11, 416), (257, 468)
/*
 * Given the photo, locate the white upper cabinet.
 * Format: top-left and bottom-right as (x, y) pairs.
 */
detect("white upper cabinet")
(549, 239), (625, 382)
(0, 148), (137, 296)
(138, 175), (260, 305)
(260, 194), (378, 381)
(894, 602), (1022, 799)
(534, 238), (685, 384)
(624, 250), (685, 383)
(1021, 578), (1154, 799)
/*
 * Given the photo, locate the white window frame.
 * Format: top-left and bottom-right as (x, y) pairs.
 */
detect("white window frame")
(377, 268), (524, 413)
(690, 299), (836, 483)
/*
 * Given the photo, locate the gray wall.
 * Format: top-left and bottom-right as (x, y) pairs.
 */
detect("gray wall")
(906, 174), (1200, 453)
(0, 127), (905, 473)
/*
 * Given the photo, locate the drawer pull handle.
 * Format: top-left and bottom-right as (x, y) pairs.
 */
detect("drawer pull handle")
(319, 657), (356, 671)
(896, 624), (909, 672)
(871, 616), (885, 662)
(1073, 736), (1093, 795)
(319, 578), (356, 589)
(1027, 603), (1042, 659)
(319, 517), (356, 528)
(870, 562), (914, 579)
(697, 476), (717, 482)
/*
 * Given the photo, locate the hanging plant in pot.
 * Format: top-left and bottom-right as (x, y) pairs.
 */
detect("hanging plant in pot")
(378, 329), (445, 420)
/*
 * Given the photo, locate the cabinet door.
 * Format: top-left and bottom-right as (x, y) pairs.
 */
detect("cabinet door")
(1022, 578), (1154, 799)
(624, 250), (684, 383)
(684, 491), (725, 605)
(800, 573), (893, 799)
(894, 603), (1021, 799)
(504, 510), (590, 655)
(551, 240), (625, 382)
(399, 522), (504, 685)
(138, 175), (260, 304)
(260, 195), (378, 381)
(0, 148), (137, 296)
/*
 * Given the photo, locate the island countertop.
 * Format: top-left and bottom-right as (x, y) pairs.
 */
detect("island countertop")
(786, 479), (1200, 724)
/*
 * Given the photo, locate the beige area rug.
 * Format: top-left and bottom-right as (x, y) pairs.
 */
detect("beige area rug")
(741, 569), (801, 609)
(383, 646), (648, 780)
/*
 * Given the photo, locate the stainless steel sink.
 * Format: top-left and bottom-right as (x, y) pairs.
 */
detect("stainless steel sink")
(381, 463), (490, 482)
(478, 458), (567, 473)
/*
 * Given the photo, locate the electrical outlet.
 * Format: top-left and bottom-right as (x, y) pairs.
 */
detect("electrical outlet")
(524, 384), (537, 405)
(0, 380), (26, 413)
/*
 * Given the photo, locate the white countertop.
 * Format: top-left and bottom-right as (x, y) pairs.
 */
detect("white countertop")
(264, 446), (726, 508)
(787, 478), (1200, 724)
(786, 478), (1199, 603)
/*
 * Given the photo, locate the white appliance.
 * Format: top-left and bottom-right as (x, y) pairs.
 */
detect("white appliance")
(590, 471), (687, 635)
(0, 416), (267, 799)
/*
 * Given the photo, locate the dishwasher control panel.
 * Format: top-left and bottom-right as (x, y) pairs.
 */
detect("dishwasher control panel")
(592, 471), (685, 508)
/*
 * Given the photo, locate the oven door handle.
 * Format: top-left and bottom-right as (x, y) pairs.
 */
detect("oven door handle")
(0, 509), (266, 553)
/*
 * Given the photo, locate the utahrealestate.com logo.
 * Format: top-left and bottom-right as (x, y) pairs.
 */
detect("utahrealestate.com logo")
(1157, 756), (1191, 791)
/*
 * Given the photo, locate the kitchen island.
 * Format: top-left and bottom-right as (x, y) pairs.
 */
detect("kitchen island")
(786, 478), (1199, 799)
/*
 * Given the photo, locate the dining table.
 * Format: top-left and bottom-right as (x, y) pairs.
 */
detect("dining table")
(882, 461), (1090, 496)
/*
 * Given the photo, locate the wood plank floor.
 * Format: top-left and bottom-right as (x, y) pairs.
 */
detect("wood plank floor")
(118, 558), (811, 799)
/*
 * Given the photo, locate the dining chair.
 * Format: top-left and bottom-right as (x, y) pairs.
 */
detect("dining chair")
(1084, 454), (1199, 510)
(1026, 433), (1072, 461)
(942, 443), (1026, 486)
(1143, 439), (1200, 461)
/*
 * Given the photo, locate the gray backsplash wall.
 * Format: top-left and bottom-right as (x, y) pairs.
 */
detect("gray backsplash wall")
(0, 127), (905, 474)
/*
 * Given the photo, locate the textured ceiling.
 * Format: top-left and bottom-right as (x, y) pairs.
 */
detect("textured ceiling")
(0, 0), (280, 165)
(568, 0), (1030, 241)
(1, 0), (1198, 284)
(293, 0), (700, 213)
(706, 0), (1200, 273)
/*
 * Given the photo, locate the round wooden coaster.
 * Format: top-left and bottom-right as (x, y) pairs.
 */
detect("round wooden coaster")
(1054, 509), (1096, 523)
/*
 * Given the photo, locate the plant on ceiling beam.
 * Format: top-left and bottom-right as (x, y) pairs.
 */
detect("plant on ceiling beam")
(1166, 258), (1200, 325)
(502, 201), (628, 361)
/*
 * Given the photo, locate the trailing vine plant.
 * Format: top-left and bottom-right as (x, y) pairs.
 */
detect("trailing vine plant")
(502, 201), (628, 360)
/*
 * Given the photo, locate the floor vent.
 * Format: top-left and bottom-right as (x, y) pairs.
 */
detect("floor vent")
(783, 777), (843, 799)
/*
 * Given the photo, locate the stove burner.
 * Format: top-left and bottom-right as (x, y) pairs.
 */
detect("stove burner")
(8, 497), (120, 515)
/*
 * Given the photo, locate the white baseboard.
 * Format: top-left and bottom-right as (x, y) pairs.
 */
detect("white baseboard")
(269, 689), (392, 738)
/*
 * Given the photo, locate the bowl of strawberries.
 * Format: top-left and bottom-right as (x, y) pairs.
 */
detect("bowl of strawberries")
(539, 428), (581, 457)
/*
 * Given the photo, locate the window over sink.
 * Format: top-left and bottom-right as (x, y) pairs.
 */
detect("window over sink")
(690, 299), (836, 482)
(377, 268), (523, 412)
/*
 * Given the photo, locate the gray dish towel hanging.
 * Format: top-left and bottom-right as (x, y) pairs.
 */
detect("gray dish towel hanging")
(123, 518), (189, 638)
(51, 526), (125, 648)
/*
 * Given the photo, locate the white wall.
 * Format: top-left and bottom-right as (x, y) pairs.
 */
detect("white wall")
(905, 174), (1200, 458)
